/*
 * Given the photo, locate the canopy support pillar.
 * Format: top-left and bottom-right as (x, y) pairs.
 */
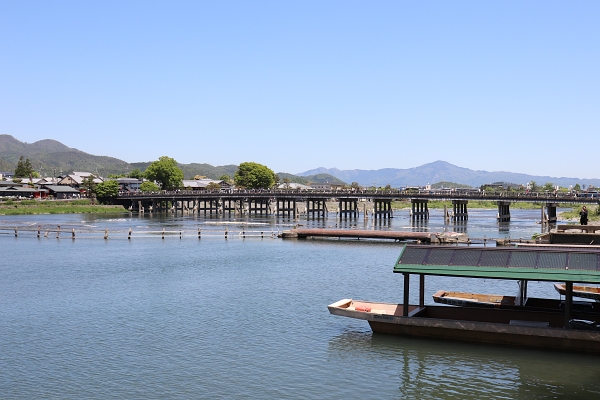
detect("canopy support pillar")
(564, 282), (573, 329)
(419, 274), (425, 307)
(403, 273), (410, 316)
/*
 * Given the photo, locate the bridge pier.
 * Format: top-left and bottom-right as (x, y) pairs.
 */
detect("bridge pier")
(248, 199), (269, 216)
(221, 198), (236, 216)
(374, 199), (393, 219)
(277, 198), (297, 218)
(544, 202), (558, 225)
(306, 199), (326, 218)
(497, 201), (511, 222)
(338, 198), (358, 218)
(198, 199), (219, 215)
(411, 199), (429, 220)
(452, 200), (468, 221)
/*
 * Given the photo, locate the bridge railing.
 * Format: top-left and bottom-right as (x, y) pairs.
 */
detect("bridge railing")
(115, 189), (599, 203)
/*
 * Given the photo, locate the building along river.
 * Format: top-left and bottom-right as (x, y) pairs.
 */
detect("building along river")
(1, 209), (599, 399)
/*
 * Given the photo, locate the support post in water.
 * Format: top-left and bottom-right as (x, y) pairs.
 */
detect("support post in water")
(14, 227), (17, 237)
(128, 228), (132, 240)
(225, 228), (228, 239)
(198, 227), (201, 239)
(162, 228), (165, 240)
(72, 228), (75, 240)
(37, 225), (41, 238)
(179, 230), (182, 239)
(104, 229), (108, 240)
(56, 225), (60, 239)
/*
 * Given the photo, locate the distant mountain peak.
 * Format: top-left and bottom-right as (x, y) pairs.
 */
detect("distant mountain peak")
(298, 161), (600, 188)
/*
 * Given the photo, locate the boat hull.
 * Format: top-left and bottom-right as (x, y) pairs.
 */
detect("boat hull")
(328, 299), (600, 354)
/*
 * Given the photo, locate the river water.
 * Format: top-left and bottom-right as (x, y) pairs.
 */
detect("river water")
(1, 209), (599, 399)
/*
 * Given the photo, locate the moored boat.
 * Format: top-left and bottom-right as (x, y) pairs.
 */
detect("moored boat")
(554, 283), (600, 302)
(432, 290), (517, 308)
(329, 245), (600, 354)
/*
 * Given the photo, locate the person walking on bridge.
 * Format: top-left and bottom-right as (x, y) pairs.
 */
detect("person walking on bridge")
(580, 206), (588, 225)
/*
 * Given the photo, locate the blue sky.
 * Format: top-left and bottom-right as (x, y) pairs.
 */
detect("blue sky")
(1, 1), (598, 178)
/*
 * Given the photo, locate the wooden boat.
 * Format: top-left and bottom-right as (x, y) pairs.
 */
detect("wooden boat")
(329, 245), (600, 354)
(432, 290), (517, 308)
(433, 290), (600, 312)
(554, 284), (600, 301)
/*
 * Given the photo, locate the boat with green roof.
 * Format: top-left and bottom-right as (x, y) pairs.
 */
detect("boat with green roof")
(328, 245), (600, 353)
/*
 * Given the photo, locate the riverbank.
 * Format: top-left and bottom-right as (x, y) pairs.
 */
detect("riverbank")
(0, 199), (127, 215)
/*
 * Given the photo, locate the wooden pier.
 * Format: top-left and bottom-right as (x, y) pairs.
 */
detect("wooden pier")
(281, 228), (434, 242)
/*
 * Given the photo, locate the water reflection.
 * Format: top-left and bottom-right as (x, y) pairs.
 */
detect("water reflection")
(451, 221), (468, 234)
(328, 330), (600, 399)
(498, 221), (510, 233)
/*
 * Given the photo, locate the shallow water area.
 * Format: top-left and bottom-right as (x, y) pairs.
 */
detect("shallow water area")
(1, 210), (599, 399)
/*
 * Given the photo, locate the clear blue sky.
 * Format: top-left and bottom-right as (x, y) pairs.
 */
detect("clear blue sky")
(1, 1), (598, 178)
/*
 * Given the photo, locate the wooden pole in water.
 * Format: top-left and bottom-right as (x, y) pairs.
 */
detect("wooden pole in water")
(104, 229), (108, 240)
(198, 227), (201, 239)
(56, 225), (60, 239)
(37, 225), (41, 238)
(72, 228), (75, 240)
(162, 228), (165, 240)
(128, 228), (132, 240)
(179, 230), (182, 239)
(14, 227), (17, 237)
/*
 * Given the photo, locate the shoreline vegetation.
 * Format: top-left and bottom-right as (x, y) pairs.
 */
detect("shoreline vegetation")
(0, 199), (127, 215)
(0, 199), (596, 222)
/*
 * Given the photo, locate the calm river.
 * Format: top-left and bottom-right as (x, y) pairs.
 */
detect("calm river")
(1, 209), (599, 399)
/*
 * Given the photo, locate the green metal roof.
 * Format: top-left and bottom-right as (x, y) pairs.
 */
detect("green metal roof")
(393, 245), (600, 283)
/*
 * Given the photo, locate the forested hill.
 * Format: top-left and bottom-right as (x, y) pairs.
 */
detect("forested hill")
(0, 135), (130, 176)
(0, 135), (343, 183)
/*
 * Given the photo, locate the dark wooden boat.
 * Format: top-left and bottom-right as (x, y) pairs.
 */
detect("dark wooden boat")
(554, 283), (600, 301)
(329, 245), (600, 354)
(432, 290), (517, 308)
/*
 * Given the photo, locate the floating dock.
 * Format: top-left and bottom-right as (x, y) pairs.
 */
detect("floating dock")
(280, 228), (453, 243)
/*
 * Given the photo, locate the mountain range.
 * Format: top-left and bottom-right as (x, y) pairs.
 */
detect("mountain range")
(1, 135), (598, 188)
(0, 135), (343, 184)
(299, 162), (600, 188)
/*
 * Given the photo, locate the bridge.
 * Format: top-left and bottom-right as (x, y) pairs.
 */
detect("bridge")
(113, 189), (599, 222)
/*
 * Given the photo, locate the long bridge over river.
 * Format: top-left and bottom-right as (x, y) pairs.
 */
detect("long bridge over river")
(113, 189), (600, 223)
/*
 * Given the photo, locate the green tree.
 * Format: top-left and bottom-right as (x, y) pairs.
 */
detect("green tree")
(144, 156), (184, 191)
(140, 181), (160, 192)
(14, 156), (35, 178)
(206, 182), (221, 191)
(219, 174), (232, 183)
(128, 168), (144, 179)
(574, 183), (581, 191)
(234, 162), (276, 189)
(96, 180), (119, 197)
(529, 181), (539, 192)
(543, 182), (554, 191)
(81, 175), (97, 197)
